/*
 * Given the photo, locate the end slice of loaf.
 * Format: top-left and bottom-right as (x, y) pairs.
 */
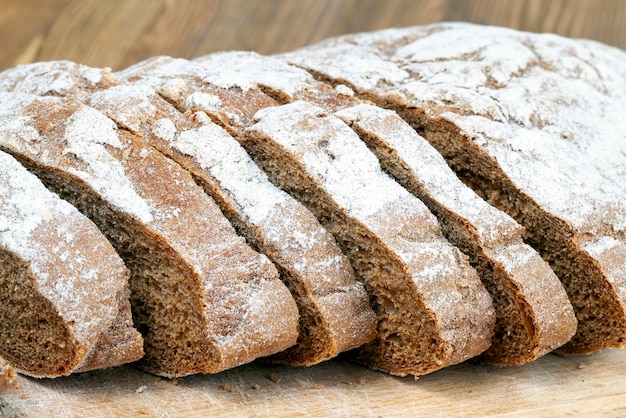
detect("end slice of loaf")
(85, 82), (377, 366)
(244, 101), (495, 377)
(0, 93), (299, 377)
(0, 149), (143, 377)
(282, 23), (626, 354)
(334, 104), (577, 365)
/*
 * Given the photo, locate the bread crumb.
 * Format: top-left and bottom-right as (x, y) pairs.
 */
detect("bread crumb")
(252, 384), (261, 390)
(136, 385), (148, 394)
(219, 383), (235, 392)
(170, 378), (178, 386)
(343, 380), (353, 385)
(266, 373), (281, 383)
(314, 384), (324, 389)
(358, 378), (366, 385)
(153, 377), (162, 384)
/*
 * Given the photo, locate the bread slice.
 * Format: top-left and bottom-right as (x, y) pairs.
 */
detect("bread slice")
(193, 50), (577, 365)
(0, 357), (17, 393)
(281, 22), (626, 354)
(88, 82), (377, 366)
(333, 104), (577, 365)
(243, 101), (495, 377)
(0, 149), (143, 377)
(0, 92), (299, 377)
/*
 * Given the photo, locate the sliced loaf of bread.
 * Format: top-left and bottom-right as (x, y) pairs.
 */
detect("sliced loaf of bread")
(0, 93), (299, 377)
(282, 22), (626, 354)
(244, 101), (495, 377)
(0, 149), (143, 377)
(193, 51), (578, 365)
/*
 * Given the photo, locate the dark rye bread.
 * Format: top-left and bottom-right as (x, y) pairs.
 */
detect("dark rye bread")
(193, 51), (577, 365)
(281, 22), (626, 354)
(0, 92), (299, 377)
(244, 101), (495, 377)
(0, 150), (143, 377)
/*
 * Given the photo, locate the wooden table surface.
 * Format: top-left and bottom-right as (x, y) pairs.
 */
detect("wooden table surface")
(1, 0), (625, 72)
(1, 1), (626, 416)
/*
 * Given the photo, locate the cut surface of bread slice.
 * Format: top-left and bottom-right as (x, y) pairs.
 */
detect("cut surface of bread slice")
(244, 101), (495, 377)
(281, 22), (626, 354)
(0, 149), (143, 377)
(0, 92), (299, 377)
(86, 82), (377, 366)
(334, 104), (577, 365)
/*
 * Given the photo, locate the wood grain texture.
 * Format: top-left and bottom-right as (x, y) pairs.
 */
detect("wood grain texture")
(2, 349), (626, 417)
(0, 0), (625, 71)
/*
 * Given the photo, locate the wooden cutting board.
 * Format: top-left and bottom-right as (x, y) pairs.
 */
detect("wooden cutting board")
(2, 348), (625, 417)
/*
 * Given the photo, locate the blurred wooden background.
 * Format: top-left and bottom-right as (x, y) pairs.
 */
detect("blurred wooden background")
(1, 0), (625, 72)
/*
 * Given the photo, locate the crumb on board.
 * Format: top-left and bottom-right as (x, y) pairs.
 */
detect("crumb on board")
(266, 373), (281, 383)
(252, 384), (261, 390)
(218, 383), (235, 393)
(136, 385), (148, 394)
